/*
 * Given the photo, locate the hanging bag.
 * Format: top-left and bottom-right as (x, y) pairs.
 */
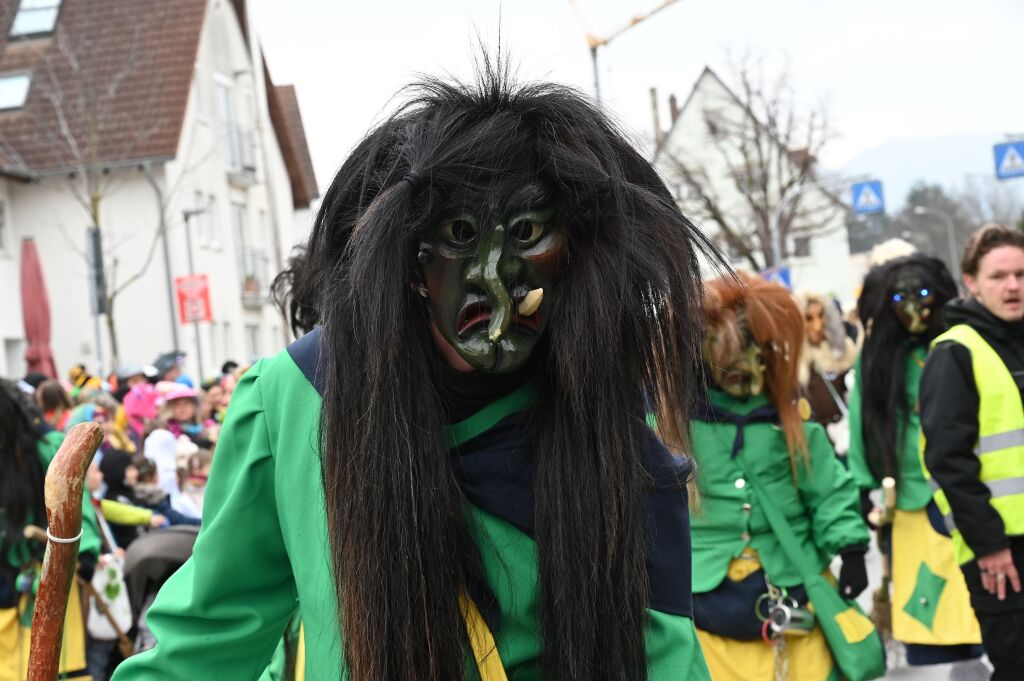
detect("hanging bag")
(735, 452), (886, 681)
(84, 554), (134, 656)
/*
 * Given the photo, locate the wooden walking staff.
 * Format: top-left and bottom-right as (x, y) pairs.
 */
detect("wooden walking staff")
(869, 476), (898, 636)
(26, 422), (104, 681)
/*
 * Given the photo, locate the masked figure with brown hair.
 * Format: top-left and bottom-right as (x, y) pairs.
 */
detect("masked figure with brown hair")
(796, 291), (858, 452)
(685, 273), (872, 680)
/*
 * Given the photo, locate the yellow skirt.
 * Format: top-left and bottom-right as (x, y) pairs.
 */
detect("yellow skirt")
(696, 626), (838, 681)
(0, 583), (88, 681)
(890, 508), (981, 645)
(696, 549), (838, 681)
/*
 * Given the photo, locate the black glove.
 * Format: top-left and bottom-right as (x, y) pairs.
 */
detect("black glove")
(838, 546), (868, 599)
(859, 489), (877, 530)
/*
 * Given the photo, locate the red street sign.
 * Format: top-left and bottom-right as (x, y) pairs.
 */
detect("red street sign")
(175, 274), (212, 324)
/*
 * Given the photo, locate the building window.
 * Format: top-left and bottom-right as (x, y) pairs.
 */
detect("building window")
(10, 0), (62, 37)
(0, 73), (31, 109)
(245, 323), (260, 358)
(703, 109), (725, 140)
(193, 190), (208, 246)
(215, 77), (241, 169)
(233, 202), (249, 275)
(793, 236), (812, 258)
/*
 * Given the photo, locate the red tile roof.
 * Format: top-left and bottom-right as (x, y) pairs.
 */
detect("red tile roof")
(0, 0), (319, 207)
(265, 62), (318, 207)
(0, 0), (206, 173)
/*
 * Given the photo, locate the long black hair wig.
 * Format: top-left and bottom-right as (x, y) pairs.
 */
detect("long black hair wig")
(856, 254), (956, 483)
(287, 58), (715, 681)
(0, 379), (47, 569)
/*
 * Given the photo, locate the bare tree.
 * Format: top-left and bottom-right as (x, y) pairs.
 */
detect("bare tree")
(660, 57), (842, 270)
(957, 176), (1024, 228)
(5, 6), (213, 369)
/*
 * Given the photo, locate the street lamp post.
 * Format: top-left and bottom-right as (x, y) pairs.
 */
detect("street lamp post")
(912, 205), (961, 283)
(182, 207), (206, 380)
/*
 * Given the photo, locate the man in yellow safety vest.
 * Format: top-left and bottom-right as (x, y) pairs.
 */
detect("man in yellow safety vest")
(920, 223), (1024, 681)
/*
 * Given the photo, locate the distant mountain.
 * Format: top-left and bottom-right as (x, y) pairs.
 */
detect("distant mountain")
(835, 133), (1024, 210)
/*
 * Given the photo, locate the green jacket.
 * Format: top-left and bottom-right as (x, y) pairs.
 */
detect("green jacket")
(847, 347), (933, 510)
(690, 390), (869, 593)
(112, 347), (709, 680)
(3, 431), (100, 571)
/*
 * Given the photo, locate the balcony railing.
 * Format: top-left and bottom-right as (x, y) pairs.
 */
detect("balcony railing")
(240, 248), (271, 308)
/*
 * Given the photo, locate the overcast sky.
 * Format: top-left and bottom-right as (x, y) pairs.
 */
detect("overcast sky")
(250, 0), (1023, 196)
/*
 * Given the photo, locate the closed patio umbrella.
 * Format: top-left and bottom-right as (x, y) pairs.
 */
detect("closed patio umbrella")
(20, 237), (58, 378)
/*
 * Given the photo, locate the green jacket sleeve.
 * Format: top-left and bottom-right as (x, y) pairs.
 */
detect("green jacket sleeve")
(797, 424), (871, 557)
(99, 499), (153, 526)
(645, 610), (711, 680)
(111, 364), (298, 680)
(845, 360), (879, 491)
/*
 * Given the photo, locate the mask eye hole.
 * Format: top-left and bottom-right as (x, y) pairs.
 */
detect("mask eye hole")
(509, 218), (545, 247)
(920, 288), (930, 297)
(892, 293), (903, 303)
(441, 219), (476, 245)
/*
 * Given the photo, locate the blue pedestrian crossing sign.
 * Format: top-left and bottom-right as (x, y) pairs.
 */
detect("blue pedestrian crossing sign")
(851, 180), (885, 215)
(761, 266), (792, 289)
(994, 141), (1024, 180)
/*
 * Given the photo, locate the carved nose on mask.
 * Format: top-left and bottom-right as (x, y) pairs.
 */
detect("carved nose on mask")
(478, 224), (513, 343)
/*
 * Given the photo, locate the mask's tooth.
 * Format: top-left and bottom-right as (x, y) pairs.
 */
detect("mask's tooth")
(517, 288), (544, 316)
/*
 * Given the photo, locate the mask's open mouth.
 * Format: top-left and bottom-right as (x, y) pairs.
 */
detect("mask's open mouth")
(456, 298), (542, 338)
(458, 301), (492, 337)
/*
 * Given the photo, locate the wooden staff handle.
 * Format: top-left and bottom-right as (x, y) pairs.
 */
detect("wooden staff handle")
(27, 422), (104, 681)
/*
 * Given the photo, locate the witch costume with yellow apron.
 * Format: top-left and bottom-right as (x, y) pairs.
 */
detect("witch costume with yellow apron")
(686, 273), (871, 681)
(112, 66), (712, 681)
(847, 254), (982, 666)
(1, 384), (100, 681)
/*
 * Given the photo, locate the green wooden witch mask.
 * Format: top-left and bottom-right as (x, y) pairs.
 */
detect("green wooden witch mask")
(417, 182), (566, 373)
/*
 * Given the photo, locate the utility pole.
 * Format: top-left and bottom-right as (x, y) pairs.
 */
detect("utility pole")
(182, 207), (207, 380)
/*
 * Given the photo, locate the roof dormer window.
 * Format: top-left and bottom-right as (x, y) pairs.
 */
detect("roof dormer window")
(10, 0), (63, 38)
(0, 73), (32, 109)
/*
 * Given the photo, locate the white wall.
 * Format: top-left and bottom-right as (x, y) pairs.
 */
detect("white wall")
(656, 71), (856, 301)
(1, 0), (312, 381)
(0, 179), (25, 378)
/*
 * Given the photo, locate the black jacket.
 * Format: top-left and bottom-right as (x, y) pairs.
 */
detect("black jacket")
(920, 298), (1024, 559)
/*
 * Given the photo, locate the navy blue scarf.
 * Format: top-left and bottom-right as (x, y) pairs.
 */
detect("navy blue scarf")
(693, 392), (779, 457)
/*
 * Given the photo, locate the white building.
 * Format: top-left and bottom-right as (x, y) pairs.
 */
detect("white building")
(654, 67), (856, 303)
(0, 0), (319, 381)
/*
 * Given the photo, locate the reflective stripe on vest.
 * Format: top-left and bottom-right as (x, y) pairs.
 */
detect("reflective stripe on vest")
(978, 429), (1024, 454)
(921, 324), (1024, 564)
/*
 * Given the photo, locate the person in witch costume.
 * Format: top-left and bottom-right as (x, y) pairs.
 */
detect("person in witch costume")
(685, 273), (870, 681)
(846, 254), (985, 673)
(795, 290), (858, 451)
(111, 62), (713, 681)
(0, 378), (101, 680)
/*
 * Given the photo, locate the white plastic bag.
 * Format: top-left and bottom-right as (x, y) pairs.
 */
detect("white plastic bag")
(87, 554), (133, 640)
